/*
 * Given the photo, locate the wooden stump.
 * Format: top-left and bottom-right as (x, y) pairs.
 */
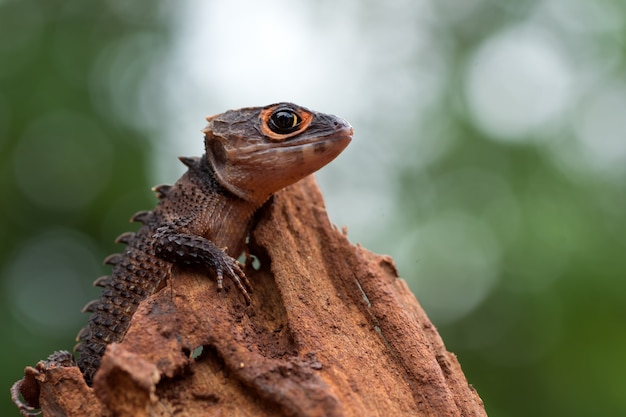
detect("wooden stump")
(12, 176), (486, 417)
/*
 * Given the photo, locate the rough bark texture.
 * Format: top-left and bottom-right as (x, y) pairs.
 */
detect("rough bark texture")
(13, 176), (486, 417)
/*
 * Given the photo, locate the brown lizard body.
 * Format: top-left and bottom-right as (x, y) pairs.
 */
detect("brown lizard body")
(74, 103), (352, 385)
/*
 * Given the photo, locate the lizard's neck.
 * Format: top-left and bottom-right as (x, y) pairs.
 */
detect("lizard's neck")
(178, 160), (259, 258)
(201, 190), (257, 258)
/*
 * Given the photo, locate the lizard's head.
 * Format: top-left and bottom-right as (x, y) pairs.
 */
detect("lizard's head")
(202, 102), (352, 204)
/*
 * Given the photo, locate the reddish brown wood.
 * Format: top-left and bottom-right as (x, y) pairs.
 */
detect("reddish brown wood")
(12, 176), (486, 417)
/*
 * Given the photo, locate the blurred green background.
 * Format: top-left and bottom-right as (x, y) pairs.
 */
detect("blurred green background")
(1, 0), (625, 416)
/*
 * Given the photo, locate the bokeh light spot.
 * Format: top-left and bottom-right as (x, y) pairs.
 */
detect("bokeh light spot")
(400, 210), (500, 325)
(13, 111), (113, 212)
(465, 25), (572, 141)
(3, 229), (101, 335)
(90, 33), (166, 131)
(575, 85), (626, 169)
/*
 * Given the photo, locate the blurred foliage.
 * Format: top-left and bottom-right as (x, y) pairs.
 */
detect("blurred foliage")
(0, 0), (171, 415)
(2, 0), (626, 416)
(394, 1), (626, 416)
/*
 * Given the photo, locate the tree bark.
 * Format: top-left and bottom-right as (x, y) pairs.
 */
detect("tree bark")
(12, 176), (486, 417)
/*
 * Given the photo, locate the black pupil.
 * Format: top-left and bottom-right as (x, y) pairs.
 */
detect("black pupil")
(269, 110), (301, 134)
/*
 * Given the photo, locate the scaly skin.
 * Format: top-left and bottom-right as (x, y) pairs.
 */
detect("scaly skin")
(74, 103), (352, 385)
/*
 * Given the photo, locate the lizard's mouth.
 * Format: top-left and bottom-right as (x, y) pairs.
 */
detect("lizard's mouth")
(249, 122), (353, 155)
(238, 126), (352, 168)
(294, 125), (352, 160)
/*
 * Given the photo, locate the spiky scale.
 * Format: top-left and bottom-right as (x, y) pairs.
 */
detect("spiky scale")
(81, 300), (99, 313)
(76, 326), (90, 341)
(103, 254), (123, 266)
(93, 275), (111, 287)
(130, 210), (151, 224)
(115, 232), (135, 244)
(152, 184), (172, 199)
(178, 156), (200, 168)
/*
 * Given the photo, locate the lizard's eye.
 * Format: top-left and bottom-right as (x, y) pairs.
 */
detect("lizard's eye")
(260, 104), (313, 140)
(268, 109), (302, 134)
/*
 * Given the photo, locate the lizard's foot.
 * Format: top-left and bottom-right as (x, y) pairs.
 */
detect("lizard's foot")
(215, 254), (252, 305)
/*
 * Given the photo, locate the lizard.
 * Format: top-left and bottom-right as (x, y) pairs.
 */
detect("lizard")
(70, 102), (353, 386)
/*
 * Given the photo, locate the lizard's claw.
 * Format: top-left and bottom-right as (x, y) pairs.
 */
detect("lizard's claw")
(153, 227), (253, 304)
(215, 255), (252, 305)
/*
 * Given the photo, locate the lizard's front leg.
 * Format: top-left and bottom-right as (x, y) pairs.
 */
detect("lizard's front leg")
(152, 225), (252, 304)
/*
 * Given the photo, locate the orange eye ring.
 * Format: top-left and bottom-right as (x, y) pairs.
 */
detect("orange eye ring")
(260, 106), (313, 141)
